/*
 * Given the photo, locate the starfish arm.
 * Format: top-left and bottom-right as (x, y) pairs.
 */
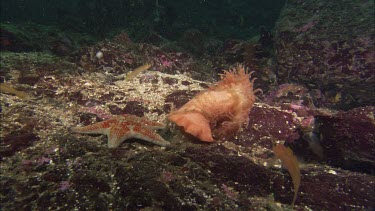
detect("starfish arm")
(133, 125), (170, 146)
(124, 115), (165, 129)
(107, 124), (132, 148)
(141, 118), (165, 130)
(70, 119), (114, 135)
(107, 133), (131, 148)
(144, 124), (165, 130)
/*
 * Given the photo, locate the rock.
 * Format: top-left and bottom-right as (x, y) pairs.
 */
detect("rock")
(274, 0), (375, 109)
(0, 131), (39, 158)
(315, 106), (375, 174)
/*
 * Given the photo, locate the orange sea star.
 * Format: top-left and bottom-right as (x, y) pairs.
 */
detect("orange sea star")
(71, 114), (170, 148)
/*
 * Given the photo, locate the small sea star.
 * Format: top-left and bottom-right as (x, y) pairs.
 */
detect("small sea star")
(70, 114), (170, 148)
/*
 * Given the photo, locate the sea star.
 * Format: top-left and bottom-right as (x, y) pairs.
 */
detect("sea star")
(70, 114), (170, 148)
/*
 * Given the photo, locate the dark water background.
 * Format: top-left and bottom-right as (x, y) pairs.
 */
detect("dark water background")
(1, 0), (285, 40)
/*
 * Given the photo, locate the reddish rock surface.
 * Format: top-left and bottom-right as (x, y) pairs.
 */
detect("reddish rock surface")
(274, 0), (375, 109)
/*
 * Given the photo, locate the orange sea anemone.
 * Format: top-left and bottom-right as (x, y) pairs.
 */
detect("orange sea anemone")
(168, 64), (259, 142)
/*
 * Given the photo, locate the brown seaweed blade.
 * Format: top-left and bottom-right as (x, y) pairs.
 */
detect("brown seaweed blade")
(273, 144), (301, 206)
(0, 83), (31, 99)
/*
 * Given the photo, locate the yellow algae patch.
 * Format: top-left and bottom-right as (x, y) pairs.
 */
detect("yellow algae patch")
(125, 63), (151, 81)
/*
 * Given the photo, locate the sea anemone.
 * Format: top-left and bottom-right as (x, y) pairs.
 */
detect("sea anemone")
(168, 64), (259, 142)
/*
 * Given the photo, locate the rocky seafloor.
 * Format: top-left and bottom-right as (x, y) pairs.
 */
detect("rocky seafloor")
(1, 1), (375, 210)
